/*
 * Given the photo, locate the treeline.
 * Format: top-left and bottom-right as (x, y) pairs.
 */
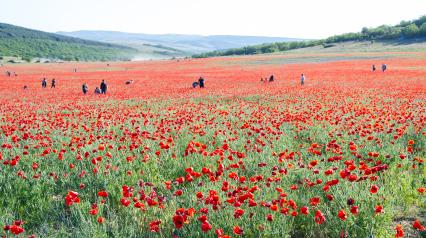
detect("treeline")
(193, 15), (426, 58)
(0, 23), (138, 61)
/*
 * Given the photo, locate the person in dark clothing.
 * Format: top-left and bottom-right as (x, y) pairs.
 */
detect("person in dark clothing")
(95, 87), (101, 94)
(82, 83), (88, 94)
(6, 71), (11, 77)
(51, 79), (56, 88)
(100, 80), (107, 94)
(372, 64), (376, 71)
(269, 75), (274, 82)
(381, 64), (387, 72)
(42, 78), (47, 88)
(198, 77), (205, 88)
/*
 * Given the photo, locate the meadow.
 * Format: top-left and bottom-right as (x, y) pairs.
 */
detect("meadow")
(0, 52), (425, 237)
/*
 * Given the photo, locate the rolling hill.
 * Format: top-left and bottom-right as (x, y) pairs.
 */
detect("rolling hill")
(0, 23), (138, 61)
(57, 31), (302, 59)
(193, 15), (426, 58)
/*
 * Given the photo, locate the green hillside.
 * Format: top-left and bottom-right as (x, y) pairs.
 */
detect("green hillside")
(0, 23), (138, 61)
(194, 15), (426, 58)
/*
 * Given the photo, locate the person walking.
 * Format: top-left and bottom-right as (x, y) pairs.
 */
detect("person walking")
(301, 74), (305, 86)
(51, 78), (56, 88)
(372, 64), (376, 71)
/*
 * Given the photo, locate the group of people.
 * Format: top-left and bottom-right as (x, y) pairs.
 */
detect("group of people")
(261, 75), (276, 83)
(372, 64), (387, 72)
(82, 80), (108, 95)
(261, 74), (306, 86)
(41, 78), (56, 88)
(24, 62), (391, 94)
(5, 71), (17, 77)
(192, 77), (205, 88)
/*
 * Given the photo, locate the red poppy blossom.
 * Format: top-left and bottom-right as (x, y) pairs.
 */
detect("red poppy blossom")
(233, 226), (243, 235)
(370, 185), (379, 194)
(338, 210), (347, 221)
(173, 215), (185, 229)
(413, 220), (425, 231)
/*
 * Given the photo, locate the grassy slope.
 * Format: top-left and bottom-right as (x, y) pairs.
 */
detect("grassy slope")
(283, 39), (426, 54)
(0, 23), (138, 61)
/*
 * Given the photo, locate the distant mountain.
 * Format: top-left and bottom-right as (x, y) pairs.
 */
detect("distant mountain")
(57, 30), (302, 59)
(0, 23), (137, 61)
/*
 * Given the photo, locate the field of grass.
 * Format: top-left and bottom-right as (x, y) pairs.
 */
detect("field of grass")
(0, 51), (425, 237)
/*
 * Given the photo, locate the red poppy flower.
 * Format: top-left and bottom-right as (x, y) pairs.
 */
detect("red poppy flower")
(234, 208), (245, 219)
(97, 217), (105, 224)
(314, 210), (326, 224)
(65, 191), (80, 206)
(10, 225), (24, 235)
(301, 206), (309, 215)
(121, 198), (131, 207)
(233, 226), (243, 235)
(338, 210), (347, 221)
(149, 220), (161, 232)
(413, 220), (425, 231)
(395, 224), (404, 237)
(370, 185), (379, 194)
(201, 221), (212, 232)
(310, 197), (320, 206)
(173, 215), (185, 229)
(350, 206), (359, 215)
(374, 205), (383, 214)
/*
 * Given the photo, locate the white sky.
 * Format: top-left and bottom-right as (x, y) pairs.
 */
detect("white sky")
(1, 0), (425, 38)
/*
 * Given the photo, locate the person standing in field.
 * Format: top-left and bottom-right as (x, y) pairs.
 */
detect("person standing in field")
(269, 75), (275, 82)
(301, 74), (305, 86)
(372, 64), (376, 71)
(381, 64), (387, 72)
(42, 78), (47, 88)
(198, 77), (205, 88)
(82, 83), (88, 94)
(51, 78), (56, 88)
(100, 80), (107, 94)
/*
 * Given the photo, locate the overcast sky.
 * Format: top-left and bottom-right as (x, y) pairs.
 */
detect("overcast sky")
(1, 0), (425, 38)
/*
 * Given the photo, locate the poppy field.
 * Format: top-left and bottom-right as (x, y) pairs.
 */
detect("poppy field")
(0, 52), (425, 237)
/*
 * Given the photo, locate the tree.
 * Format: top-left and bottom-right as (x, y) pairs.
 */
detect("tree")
(419, 23), (426, 36)
(402, 24), (420, 38)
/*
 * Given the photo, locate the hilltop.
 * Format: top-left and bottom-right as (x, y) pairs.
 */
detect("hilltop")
(0, 23), (138, 62)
